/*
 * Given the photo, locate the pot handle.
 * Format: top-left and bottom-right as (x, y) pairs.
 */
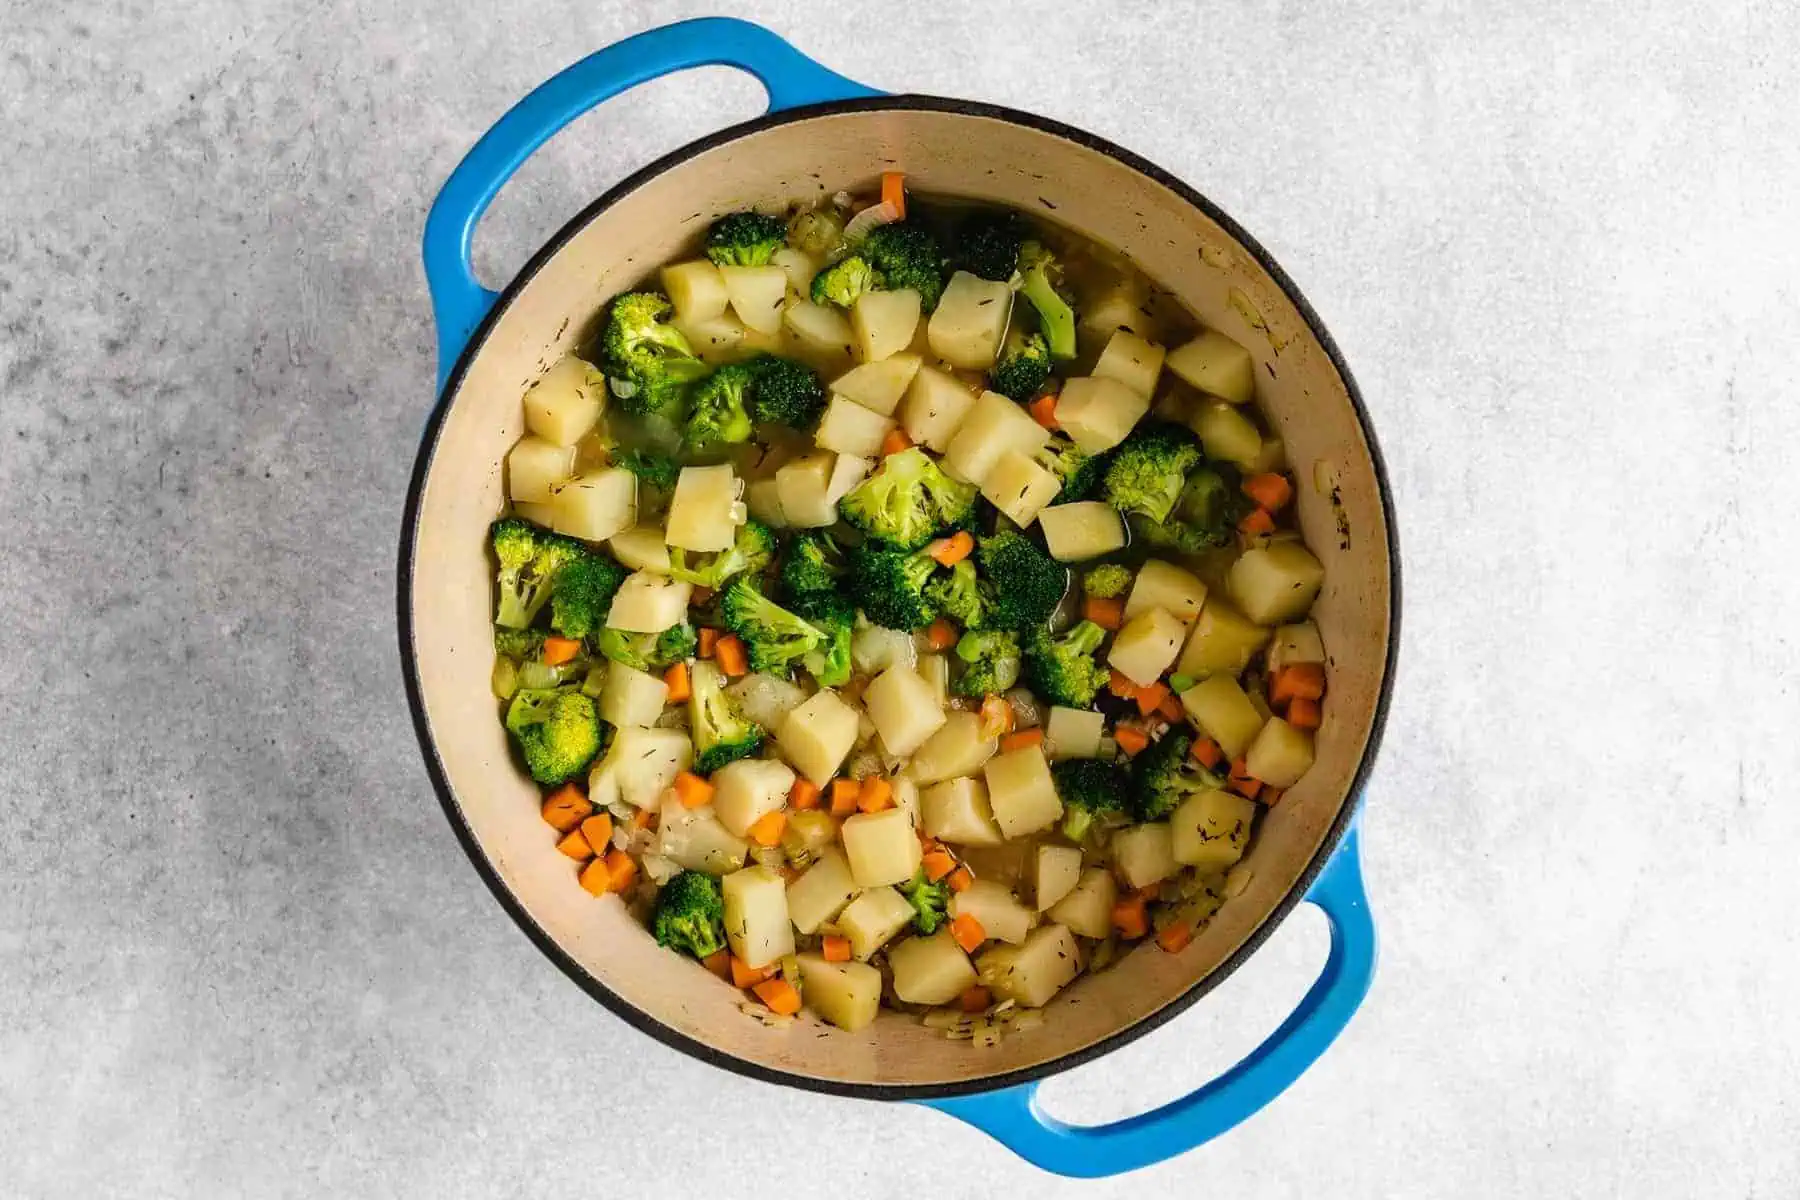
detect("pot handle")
(920, 821), (1376, 1178)
(421, 18), (880, 387)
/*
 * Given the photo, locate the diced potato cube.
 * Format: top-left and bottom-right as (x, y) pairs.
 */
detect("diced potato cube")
(523, 356), (607, 446)
(674, 311), (748, 364)
(927, 271), (1013, 368)
(662, 259), (729, 321)
(666, 464), (743, 553)
(831, 353), (921, 416)
(837, 886), (915, 959)
(718, 264), (788, 335)
(774, 454), (834, 528)
(1107, 607), (1186, 687)
(1167, 329), (1255, 403)
(722, 866), (795, 969)
(507, 436), (574, 504)
(888, 929), (977, 1005)
(916, 654), (949, 708)
(982, 745), (1062, 838)
(711, 757), (797, 837)
(1268, 621), (1326, 673)
(776, 690), (859, 787)
(814, 396), (896, 458)
(851, 288), (922, 363)
(744, 478), (786, 528)
(512, 500), (559, 528)
(1229, 542), (1326, 625)
(609, 526), (671, 574)
(1037, 502), (1126, 562)
(942, 390), (1050, 486)
(1245, 717), (1315, 788)
(1248, 436), (1287, 473)
(908, 712), (998, 785)
(771, 247), (817, 295)
(604, 570), (692, 633)
(840, 808), (922, 888)
(891, 776), (922, 828)
(785, 849), (858, 934)
(550, 468), (636, 543)
(1192, 399), (1262, 468)
(1180, 675), (1267, 759)
(1026, 844), (1084, 912)
(977, 924), (1082, 1007)
(949, 879), (1035, 944)
(1170, 789), (1257, 872)
(1125, 560), (1208, 625)
(825, 454), (873, 504)
(1091, 329), (1165, 398)
(921, 777), (1004, 847)
(1177, 598), (1271, 679)
(1046, 866), (1116, 937)
(784, 299), (857, 365)
(1080, 276), (1156, 342)
(980, 449), (1061, 528)
(590, 725), (693, 811)
(900, 366), (979, 452)
(599, 661), (669, 728)
(656, 802), (747, 874)
(795, 954), (881, 1031)
(863, 665), (946, 757)
(1112, 822), (1178, 890)
(1045, 707), (1104, 760)
(1056, 375), (1150, 454)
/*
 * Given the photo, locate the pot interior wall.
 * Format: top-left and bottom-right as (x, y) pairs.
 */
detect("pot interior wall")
(408, 104), (1392, 1089)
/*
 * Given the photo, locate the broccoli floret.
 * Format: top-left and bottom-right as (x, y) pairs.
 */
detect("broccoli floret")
(861, 221), (946, 309)
(685, 362), (755, 448)
(978, 532), (1068, 631)
(494, 626), (545, 662)
(779, 531), (846, 598)
(600, 292), (711, 417)
(689, 661), (765, 774)
(990, 328), (1052, 402)
(955, 209), (1028, 282)
(669, 520), (776, 590)
(745, 354), (827, 429)
(1129, 728), (1223, 821)
(1017, 241), (1076, 359)
(1131, 466), (1255, 553)
(837, 447), (978, 551)
(595, 624), (696, 673)
(1103, 419), (1204, 525)
(953, 629), (1021, 698)
(721, 577), (830, 676)
(1023, 619), (1109, 708)
(900, 867), (949, 935)
(651, 871), (727, 958)
(787, 207), (846, 258)
(792, 591), (854, 688)
(926, 559), (992, 630)
(504, 687), (603, 784)
(1082, 564), (1134, 599)
(847, 543), (940, 632)
(811, 255), (878, 308)
(1034, 432), (1106, 503)
(1051, 757), (1131, 841)
(613, 448), (680, 492)
(549, 548), (629, 640)
(491, 517), (583, 629)
(704, 211), (787, 267)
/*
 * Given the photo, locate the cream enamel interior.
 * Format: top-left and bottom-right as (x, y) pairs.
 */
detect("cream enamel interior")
(407, 106), (1392, 1089)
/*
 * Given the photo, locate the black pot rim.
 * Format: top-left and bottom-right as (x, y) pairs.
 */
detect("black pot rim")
(398, 93), (1402, 1102)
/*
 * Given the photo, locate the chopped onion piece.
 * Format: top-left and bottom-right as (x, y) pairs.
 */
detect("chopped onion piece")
(844, 200), (902, 244)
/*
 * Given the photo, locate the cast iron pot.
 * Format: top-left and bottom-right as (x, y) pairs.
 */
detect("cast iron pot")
(401, 17), (1398, 1178)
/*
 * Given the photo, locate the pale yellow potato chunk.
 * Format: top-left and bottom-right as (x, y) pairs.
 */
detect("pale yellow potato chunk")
(744, 478), (786, 528)
(711, 757), (796, 838)
(927, 271), (1013, 368)
(899, 365), (979, 451)
(605, 570), (693, 633)
(1170, 789), (1257, 872)
(840, 808), (922, 888)
(722, 866), (795, 969)
(863, 664), (946, 757)
(888, 929), (977, 1005)
(837, 886), (915, 960)
(1026, 843), (1084, 912)
(908, 712), (997, 785)
(851, 288), (922, 362)
(507, 436), (574, 504)
(589, 725), (692, 811)
(785, 849), (859, 935)
(666, 464), (743, 553)
(598, 661), (668, 728)
(980, 449), (1061, 528)
(831, 353), (921, 416)
(609, 525), (671, 574)
(1112, 822), (1178, 890)
(655, 803), (747, 874)
(795, 954), (881, 1031)
(814, 396), (896, 458)
(942, 390), (1050, 486)
(1268, 621), (1326, 673)
(523, 355), (607, 446)
(1192, 399), (1262, 468)
(1045, 707), (1104, 760)
(719, 264), (787, 335)
(977, 924), (1082, 1007)
(1229, 542), (1325, 625)
(1124, 560), (1208, 625)
(1056, 375), (1150, 454)
(949, 879), (1036, 945)
(1167, 329), (1255, 403)
(1037, 502), (1126, 562)
(1046, 866), (1116, 938)
(1180, 675), (1267, 759)
(1177, 597), (1271, 680)
(661, 259), (729, 321)
(1245, 717), (1315, 788)
(1107, 607), (1187, 687)
(982, 744), (1062, 839)
(921, 777), (1004, 847)
(673, 311), (749, 364)
(784, 298), (857, 363)
(1090, 329), (1165, 398)
(776, 690), (859, 787)
(550, 468), (636, 543)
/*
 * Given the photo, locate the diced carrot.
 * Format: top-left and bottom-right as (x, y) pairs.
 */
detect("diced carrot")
(1083, 596), (1124, 631)
(702, 949), (732, 980)
(881, 427), (914, 456)
(958, 985), (992, 1013)
(1113, 725), (1150, 756)
(555, 828), (593, 861)
(945, 865), (974, 893)
(1227, 759), (1263, 800)
(926, 617), (959, 650)
(698, 627), (719, 659)
(830, 778), (862, 816)
(979, 694), (1015, 736)
(1108, 669), (1140, 700)
(747, 809), (788, 847)
(1111, 894), (1149, 940)
(790, 778), (822, 810)
(1134, 681), (1170, 717)
(731, 955), (774, 989)
(1028, 392), (1058, 430)
(857, 776), (894, 813)
(578, 858), (612, 896)
(881, 171), (906, 219)
(673, 770), (714, 809)
(1238, 507), (1276, 538)
(603, 849), (638, 892)
(540, 783), (593, 833)
(999, 728), (1043, 754)
(541, 635), (582, 666)
(714, 635), (748, 678)
(580, 813), (614, 853)
(1242, 472), (1294, 513)
(631, 806), (658, 832)
(1156, 921), (1194, 954)
(928, 531), (975, 568)
(1270, 663), (1327, 707)
(663, 661), (691, 703)
(1190, 737), (1225, 770)
(752, 976), (803, 1016)
(950, 912), (987, 953)
(822, 935), (853, 963)
(1157, 692), (1185, 722)
(922, 849), (958, 883)
(1287, 696), (1322, 730)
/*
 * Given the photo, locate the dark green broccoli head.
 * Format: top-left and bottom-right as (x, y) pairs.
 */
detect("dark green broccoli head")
(1023, 619), (1109, 708)
(704, 211), (787, 267)
(861, 221), (946, 310)
(1082, 563), (1134, 599)
(689, 661), (764, 774)
(792, 591), (854, 688)
(594, 624), (696, 673)
(1131, 466), (1254, 553)
(990, 329), (1052, 402)
(745, 354), (827, 429)
(669, 520), (776, 590)
(955, 209), (1028, 282)
(847, 543), (940, 632)
(651, 871), (728, 958)
(720, 577), (829, 677)
(491, 517), (584, 629)
(837, 447), (978, 551)
(493, 626), (545, 662)
(656, 624), (699, 663)
(953, 629), (1022, 698)
(1103, 419), (1205, 525)
(978, 532), (1068, 631)
(1017, 240), (1076, 359)
(549, 549), (629, 640)
(900, 867), (949, 935)
(1034, 432), (1106, 504)
(1129, 728), (1223, 821)
(779, 530), (845, 598)
(1051, 757), (1131, 841)
(612, 448), (680, 493)
(599, 292), (711, 418)
(504, 687), (603, 784)
(926, 559), (993, 630)
(810, 255), (879, 308)
(684, 363), (755, 448)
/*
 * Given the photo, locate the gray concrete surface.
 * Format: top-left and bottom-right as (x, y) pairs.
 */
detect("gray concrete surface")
(5, 0), (1799, 1195)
